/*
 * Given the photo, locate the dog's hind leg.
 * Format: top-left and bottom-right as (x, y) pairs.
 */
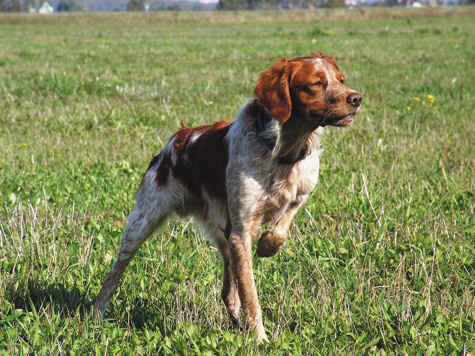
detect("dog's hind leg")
(198, 220), (241, 323)
(93, 172), (173, 314)
(220, 245), (241, 323)
(216, 235), (241, 323)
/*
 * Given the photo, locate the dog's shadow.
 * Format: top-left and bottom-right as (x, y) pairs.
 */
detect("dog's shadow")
(6, 281), (92, 317)
(6, 281), (165, 330)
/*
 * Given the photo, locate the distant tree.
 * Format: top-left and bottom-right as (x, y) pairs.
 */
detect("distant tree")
(1, 0), (23, 11)
(385, 0), (403, 6)
(247, 0), (263, 9)
(75, 3), (87, 10)
(127, 0), (144, 11)
(167, 3), (181, 10)
(57, 0), (78, 11)
(326, 0), (346, 7)
(217, 0), (240, 9)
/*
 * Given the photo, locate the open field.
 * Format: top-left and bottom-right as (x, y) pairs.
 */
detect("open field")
(1, 8), (474, 355)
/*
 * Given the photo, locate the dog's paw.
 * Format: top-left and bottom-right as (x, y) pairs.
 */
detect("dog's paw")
(256, 231), (285, 258)
(256, 334), (270, 344)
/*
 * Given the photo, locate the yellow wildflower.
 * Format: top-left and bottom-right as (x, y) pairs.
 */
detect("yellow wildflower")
(406, 106), (411, 111)
(427, 94), (435, 104)
(312, 38), (317, 44)
(413, 97), (420, 102)
(22, 142), (28, 147)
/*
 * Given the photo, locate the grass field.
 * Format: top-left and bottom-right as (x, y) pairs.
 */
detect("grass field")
(1, 7), (474, 355)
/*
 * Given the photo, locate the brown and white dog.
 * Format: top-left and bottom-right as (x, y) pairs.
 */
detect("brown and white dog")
(94, 52), (362, 342)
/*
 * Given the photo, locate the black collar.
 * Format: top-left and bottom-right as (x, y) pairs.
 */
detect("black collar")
(256, 108), (310, 165)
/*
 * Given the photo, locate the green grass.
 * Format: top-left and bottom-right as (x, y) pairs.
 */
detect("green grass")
(1, 8), (474, 355)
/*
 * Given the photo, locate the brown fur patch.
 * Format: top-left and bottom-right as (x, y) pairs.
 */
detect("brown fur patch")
(172, 121), (231, 199)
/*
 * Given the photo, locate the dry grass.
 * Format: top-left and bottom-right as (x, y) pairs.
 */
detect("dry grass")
(0, 6), (474, 26)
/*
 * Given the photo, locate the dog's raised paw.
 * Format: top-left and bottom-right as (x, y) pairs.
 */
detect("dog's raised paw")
(256, 231), (285, 258)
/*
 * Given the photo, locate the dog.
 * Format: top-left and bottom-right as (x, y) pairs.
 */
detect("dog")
(93, 52), (363, 342)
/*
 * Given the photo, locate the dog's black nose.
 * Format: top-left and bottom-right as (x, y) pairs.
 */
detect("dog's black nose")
(346, 92), (363, 108)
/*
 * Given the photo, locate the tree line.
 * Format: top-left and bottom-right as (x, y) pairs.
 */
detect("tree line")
(0, 0), (350, 12)
(1, 0), (472, 12)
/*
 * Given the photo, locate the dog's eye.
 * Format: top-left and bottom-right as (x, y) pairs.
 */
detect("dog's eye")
(340, 79), (345, 84)
(312, 81), (323, 87)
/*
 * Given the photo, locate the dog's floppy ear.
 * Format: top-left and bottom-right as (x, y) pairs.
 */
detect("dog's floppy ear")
(254, 58), (292, 123)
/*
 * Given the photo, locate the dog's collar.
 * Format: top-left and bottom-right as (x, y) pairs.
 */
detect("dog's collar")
(256, 108), (309, 165)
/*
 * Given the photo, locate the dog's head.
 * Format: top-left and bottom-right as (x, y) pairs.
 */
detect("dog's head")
(254, 52), (362, 127)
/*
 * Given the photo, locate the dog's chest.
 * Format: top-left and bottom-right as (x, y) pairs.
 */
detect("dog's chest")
(264, 152), (321, 215)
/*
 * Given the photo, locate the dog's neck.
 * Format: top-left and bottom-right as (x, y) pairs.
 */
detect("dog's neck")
(255, 103), (319, 165)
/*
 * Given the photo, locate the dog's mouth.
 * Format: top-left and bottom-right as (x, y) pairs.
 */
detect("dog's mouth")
(320, 113), (355, 127)
(330, 114), (354, 127)
(310, 107), (360, 128)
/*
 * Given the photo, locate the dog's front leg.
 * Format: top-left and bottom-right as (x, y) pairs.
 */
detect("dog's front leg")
(229, 228), (268, 343)
(256, 199), (307, 258)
